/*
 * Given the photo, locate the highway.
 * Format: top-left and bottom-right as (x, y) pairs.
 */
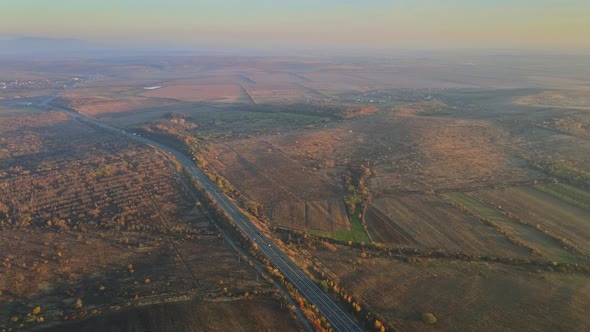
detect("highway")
(40, 97), (363, 332)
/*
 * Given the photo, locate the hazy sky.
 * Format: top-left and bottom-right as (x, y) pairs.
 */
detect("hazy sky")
(1, 0), (589, 51)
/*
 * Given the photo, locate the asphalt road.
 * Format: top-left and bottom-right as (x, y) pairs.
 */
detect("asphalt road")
(40, 99), (363, 332)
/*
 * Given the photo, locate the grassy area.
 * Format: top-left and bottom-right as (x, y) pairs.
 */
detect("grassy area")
(196, 109), (331, 134)
(443, 192), (508, 223)
(308, 208), (371, 244)
(0, 105), (44, 116)
(534, 160), (590, 190)
(533, 183), (590, 211)
(119, 89), (148, 96)
(443, 192), (580, 263)
(416, 109), (452, 117)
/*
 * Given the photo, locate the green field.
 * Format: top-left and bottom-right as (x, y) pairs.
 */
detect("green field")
(534, 183), (590, 211)
(443, 192), (579, 263)
(308, 208), (371, 244)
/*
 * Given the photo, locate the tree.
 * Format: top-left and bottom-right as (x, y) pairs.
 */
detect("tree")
(374, 319), (382, 330)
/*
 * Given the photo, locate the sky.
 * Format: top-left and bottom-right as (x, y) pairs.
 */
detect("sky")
(1, 0), (589, 52)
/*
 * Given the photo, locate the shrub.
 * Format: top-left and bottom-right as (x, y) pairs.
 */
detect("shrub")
(421, 312), (437, 325)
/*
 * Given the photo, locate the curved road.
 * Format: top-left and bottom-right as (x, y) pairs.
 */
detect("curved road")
(40, 96), (363, 332)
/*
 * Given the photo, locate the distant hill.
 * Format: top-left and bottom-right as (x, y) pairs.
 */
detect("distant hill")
(0, 36), (198, 58)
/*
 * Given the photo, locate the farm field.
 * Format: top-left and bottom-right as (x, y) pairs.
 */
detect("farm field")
(534, 183), (590, 210)
(313, 245), (590, 331)
(308, 208), (370, 243)
(514, 88), (590, 110)
(443, 191), (581, 263)
(58, 87), (183, 119)
(140, 84), (248, 103)
(471, 186), (590, 257)
(365, 194), (532, 258)
(0, 104), (45, 116)
(206, 138), (348, 231)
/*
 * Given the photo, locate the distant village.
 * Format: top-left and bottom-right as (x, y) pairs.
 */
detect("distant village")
(0, 79), (66, 90)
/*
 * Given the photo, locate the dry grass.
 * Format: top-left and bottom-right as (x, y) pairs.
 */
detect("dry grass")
(42, 296), (302, 332)
(206, 138), (347, 231)
(264, 106), (531, 194)
(367, 194), (532, 257)
(514, 88), (590, 110)
(0, 112), (199, 231)
(0, 112), (275, 330)
(141, 84), (246, 103)
(472, 186), (590, 256)
(314, 245), (590, 331)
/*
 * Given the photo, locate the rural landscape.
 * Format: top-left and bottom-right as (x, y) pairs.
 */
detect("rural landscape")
(1, 52), (589, 331)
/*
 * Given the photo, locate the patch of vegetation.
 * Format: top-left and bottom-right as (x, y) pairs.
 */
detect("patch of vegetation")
(195, 109), (332, 135)
(308, 207), (371, 243)
(341, 165), (372, 216)
(416, 109), (452, 117)
(443, 192), (543, 257)
(445, 191), (585, 263)
(444, 192), (507, 222)
(534, 183), (590, 211)
(531, 160), (590, 190)
(239, 102), (379, 120)
(421, 312), (437, 325)
(538, 116), (590, 137)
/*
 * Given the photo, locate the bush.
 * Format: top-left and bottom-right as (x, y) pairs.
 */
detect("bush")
(421, 312), (437, 325)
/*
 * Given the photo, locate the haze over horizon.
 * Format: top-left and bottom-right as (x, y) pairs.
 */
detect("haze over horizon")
(1, 0), (589, 54)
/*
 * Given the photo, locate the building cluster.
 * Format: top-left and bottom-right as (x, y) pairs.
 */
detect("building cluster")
(0, 80), (61, 90)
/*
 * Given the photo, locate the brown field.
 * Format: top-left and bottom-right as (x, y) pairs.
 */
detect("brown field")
(44, 296), (302, 332)
(0, 105), (44, 116)
(314, 245), (590, 331)
(213, 136), (346, 204)
(244, 83), (314, 103)
(206, 138), (348, 231)
(514, 88), (590, 110)
(268, 202), (307, 230)
(306, 200), (350, 231)
(141, 84), (247, 103)
(265, 106), (531, 194)
(0, 227), (278, 330)
(362, 113), (528, 193)
(4, 55), (590, 331)
(58, 89), (181, 119)
(472, 186), (590, 256)
(237, 72), (321, 103)
(366, 194), (532, 257)
(364, 205), (414, 245)
(443, 191), (582, 264)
